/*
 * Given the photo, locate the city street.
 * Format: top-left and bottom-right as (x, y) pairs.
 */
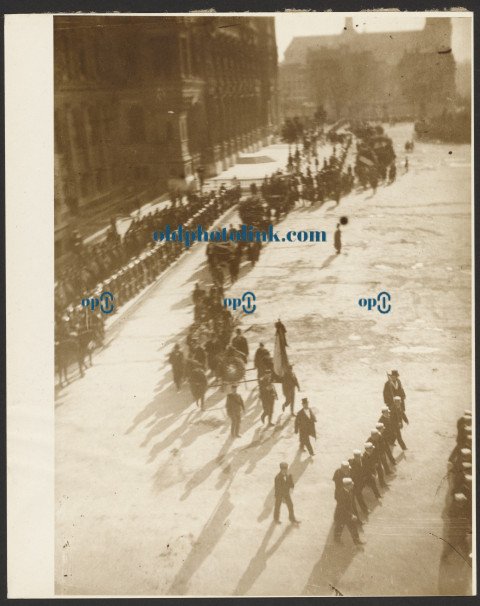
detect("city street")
(55, 125), (472, 596)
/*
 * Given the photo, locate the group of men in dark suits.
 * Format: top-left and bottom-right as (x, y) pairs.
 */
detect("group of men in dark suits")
(330, 370), (409, 546)
(444, 409), (472, 561)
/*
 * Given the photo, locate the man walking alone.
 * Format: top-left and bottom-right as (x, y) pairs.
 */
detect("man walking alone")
(273, 462), (300, 525)
(294, 397), (317, 456)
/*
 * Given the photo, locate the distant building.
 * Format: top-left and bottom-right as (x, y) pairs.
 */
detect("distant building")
(54, 16), (278, 258)
(279, 16), (456, 122)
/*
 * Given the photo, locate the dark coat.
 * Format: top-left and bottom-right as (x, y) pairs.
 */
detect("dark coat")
(348, 458), (365, 487)
(332, 467), (351, 501)
(295, 408), (317, 439)
(383, 379), (406, 407)
(362, 451), (377, 476)
(189, 368), (207, 399)
(226, 393), (245, 417)
(259, 381), (277, 405)
(334, 488), (357, 523)
(274, 472), (294, 499)
(232, 335), (249, 357)
(282, 371), (300, 398)
(168, 349), (184, 373)
(254, 347), (269, 370)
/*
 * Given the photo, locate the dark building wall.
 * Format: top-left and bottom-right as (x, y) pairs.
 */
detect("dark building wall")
(54, 16), (278, 257)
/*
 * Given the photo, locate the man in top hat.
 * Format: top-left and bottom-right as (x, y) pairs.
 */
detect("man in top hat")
(273, 462), (300, 525)
(362, 443), (382, 499)
(225, 384), (245, 438)
(383, 370), (408, 424)
(294, 397), (317, 456)
(333, 478), (365, 546)
(281, 364), (301, 416)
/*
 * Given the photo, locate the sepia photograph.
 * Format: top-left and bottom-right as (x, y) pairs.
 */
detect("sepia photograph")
(47, 10), (474, 597)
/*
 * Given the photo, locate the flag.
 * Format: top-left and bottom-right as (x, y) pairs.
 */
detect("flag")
(273, 320), (289, 379)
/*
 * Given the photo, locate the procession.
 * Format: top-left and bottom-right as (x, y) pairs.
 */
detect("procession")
(52, 12), (473, 598)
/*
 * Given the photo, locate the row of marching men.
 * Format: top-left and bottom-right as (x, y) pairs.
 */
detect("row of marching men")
(331, 370), (409, 546)
(444, 409), (472, 563)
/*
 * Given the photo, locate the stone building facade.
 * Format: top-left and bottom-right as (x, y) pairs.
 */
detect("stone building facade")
(279, 17), (455, 122)
(54, 16), (278, 258)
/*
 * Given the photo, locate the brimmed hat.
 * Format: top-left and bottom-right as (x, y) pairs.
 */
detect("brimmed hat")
(389, 370), (399, 377)
(381, 407), (390, 414)
(454, 493), (467, 502)
(376, 423), (385, 430)
(364, 443), (374, 450)
(461, 448), (471, 457)
(279, 462), (288, 470)
(353, 449), (362, 457)
(464, 410), (472, 416)
(371, 430), (380, 436)
(341, 461), (350, 468)
(301, 397), (309, 404)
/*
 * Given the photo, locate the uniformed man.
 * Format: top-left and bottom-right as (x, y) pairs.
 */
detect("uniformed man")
(333, 478), (365, 546)
(362, 443), (382, 500)
(232, 328), (249, 359)
(273, 462), (300, 525)
(281, 364), (301, 416)
(349, 450), (370, 516)
(368, 429), (392, 478)
(376, 422), (396, 466)
(387, 399), (408, 451)
(332, 461), (352, 501)
(226, 384), (245, 438)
